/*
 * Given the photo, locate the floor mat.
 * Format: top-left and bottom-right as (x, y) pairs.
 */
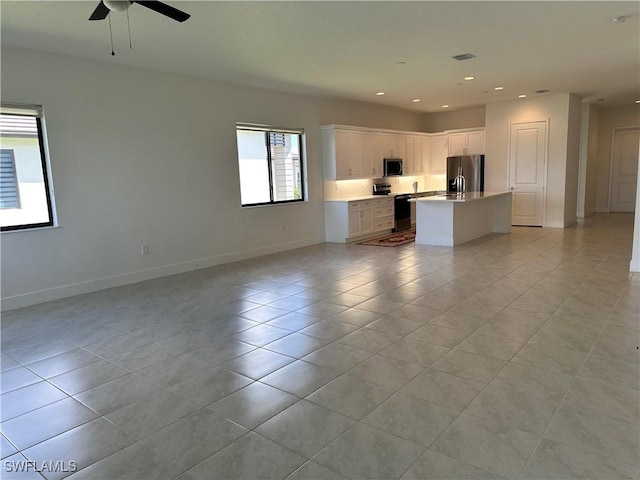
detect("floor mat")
(358, 229), (416, 247)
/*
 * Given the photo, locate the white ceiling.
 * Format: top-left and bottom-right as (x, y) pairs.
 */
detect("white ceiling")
(1, 1), (639, 113)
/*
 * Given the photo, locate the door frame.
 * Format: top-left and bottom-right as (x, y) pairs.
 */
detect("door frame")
(608, 126), (640, 212)
(507, 119), (549, 226)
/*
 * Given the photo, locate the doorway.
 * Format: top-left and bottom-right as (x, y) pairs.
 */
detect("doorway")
(610, 127), (639, 212)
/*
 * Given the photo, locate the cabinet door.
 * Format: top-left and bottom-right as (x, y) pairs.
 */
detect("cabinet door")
(383, 134), (397, 158)
(420, 136), (431, 173)
(360, 208), (374, 234)
(404, 136), (414, 174)
(412, 136), (423, 173)
(466, 130), (485, 154)
(348, 209), (361, 237)
(370, 133), (383, 177)
(361, 132), (383, 177)
(347, 131), (363, 177)
(395, 135), (406, 160)
(334, 130), (349, 179)
(448, 133), (466, 156)
(431, 134), (448, 174)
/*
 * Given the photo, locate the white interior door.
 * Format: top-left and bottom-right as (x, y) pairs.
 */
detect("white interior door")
(610, 128), (639, 213)
(509, 121), (547, 226)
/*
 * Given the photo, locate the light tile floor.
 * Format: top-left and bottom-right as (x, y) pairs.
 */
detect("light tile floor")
(1, 213), (639, 480)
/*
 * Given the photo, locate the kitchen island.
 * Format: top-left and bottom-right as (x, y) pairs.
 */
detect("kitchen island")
(409, 191), (512, 246)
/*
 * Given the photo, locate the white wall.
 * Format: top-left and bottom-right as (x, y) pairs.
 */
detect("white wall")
(0, 47), (422, 310)
(563, 94), (582, 227)
(422, 106), (485, 133)
(484, 94), (575, 228)
(579, 104), (601, 217)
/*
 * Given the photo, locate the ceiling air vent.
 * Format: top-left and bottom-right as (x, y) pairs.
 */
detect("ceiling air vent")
(451, 53), (476, 61)
(535, 89), (550, 94)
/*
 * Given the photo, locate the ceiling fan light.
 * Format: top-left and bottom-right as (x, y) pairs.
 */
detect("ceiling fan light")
(104, 0), (131, 12)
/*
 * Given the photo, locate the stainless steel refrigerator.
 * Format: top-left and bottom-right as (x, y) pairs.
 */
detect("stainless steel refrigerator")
(447, 155), (485, 193)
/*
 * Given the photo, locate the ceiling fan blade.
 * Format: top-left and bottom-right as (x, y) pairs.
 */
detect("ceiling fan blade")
(89, 1), (111, 20)
(132, 1), (190, 22)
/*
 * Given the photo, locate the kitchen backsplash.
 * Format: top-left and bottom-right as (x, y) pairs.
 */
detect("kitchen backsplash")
(324, 174), (447, 200)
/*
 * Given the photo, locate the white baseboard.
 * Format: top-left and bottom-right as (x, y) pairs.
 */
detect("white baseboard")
(543, 220), (565, 228)
(543, 218), (578, 228)
(1, 238), (318, 311)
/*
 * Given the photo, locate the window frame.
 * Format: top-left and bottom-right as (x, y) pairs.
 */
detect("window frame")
(236, 124), (306, 208)
(0, 106), (56, 232)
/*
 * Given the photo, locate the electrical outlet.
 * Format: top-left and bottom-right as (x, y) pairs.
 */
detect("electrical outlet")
(281, 225), (285, 232)
(142, 245), (150, 254)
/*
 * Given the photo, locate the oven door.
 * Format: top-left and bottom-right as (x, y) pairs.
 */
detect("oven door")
(394, 194), (411, 232)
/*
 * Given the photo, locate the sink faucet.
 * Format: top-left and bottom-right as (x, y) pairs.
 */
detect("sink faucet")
(454, 166), (465, 194)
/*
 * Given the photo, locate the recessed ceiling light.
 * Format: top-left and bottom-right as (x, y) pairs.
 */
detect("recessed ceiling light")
(494, 86), (504, 91)
(442, 104), (450, 108)
(612, 15), (628, 23)
(464, 76), (475, 81)
(376, 92), (385, 96)
(518, 94), (527, 98)
(412, 99), (421, 103)
(635, 100), (640, 104)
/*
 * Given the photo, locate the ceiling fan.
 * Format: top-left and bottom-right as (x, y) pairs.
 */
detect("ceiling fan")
(89, 1), (190, 23)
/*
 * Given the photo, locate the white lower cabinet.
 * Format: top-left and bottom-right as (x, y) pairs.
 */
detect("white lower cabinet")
(373, 197), (394, 231)
(325, 197), (394, 242)
(348, 201), (374, 237)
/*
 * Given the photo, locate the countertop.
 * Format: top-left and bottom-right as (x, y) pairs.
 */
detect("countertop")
(409, 191), (511, 203)
(325, 190), (446, 202)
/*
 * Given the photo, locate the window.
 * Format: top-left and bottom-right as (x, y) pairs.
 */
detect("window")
(236, 125), (305, 206)
(0, 104), (55, 231)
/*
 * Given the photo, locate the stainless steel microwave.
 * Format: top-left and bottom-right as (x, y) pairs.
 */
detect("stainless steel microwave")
(383, 158), (403, 176)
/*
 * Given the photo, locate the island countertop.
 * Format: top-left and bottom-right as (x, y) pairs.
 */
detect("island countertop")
(409, 191), (511, 203)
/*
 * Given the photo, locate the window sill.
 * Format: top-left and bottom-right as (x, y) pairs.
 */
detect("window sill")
(1, 224), (59, 234)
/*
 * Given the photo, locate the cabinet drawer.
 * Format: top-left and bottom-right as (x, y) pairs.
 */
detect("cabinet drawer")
(349, 200), (371, 210)
(374, 206), (393, 217)
(373, 197), (392, 207)
(375, 218), (394, 230)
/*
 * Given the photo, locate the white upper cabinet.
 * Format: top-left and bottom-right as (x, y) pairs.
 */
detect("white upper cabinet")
(382, 133), (407, 159)
(419, 135), (431, 173)
(346, 130), (363, 177)
(448, 129), (485, 156)
(404, 136), (415, 174)
(448, 133), (467, 157)
(362, 131), (383, 177)
(323, 125), (477, 180)
(382, 134), (397, 158)
(323, 127), (386, 180)
(405, 135), (430, 174)
(430, 133), (449, 175)
(466, 130), (485, 154)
